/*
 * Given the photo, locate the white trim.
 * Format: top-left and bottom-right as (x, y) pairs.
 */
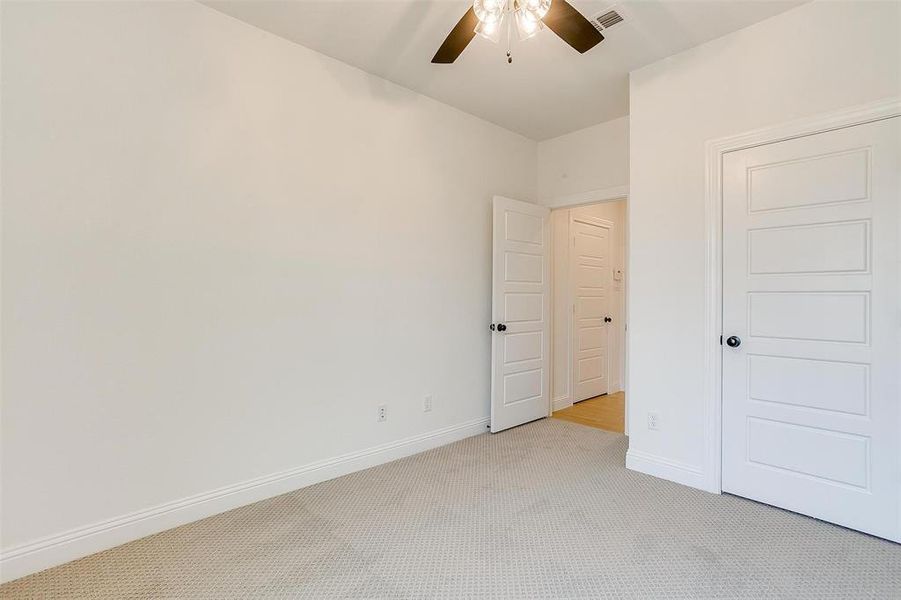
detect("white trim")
(572, 214), (614, 228)
(543, 185), (629, 209)
(625, 449), (707, 490)
(552, 395), (573, 411)
(0, 416), (489, 583)
(548, 206), (562, 417)
(702, 96), (901, 495)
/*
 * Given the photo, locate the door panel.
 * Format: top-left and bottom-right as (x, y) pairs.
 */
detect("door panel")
(721, 117), (900, 541)
(747, 355), (868, 415)
(571, 219), (610, 402)
(748, 220), (869, 274)
(745, 417), (869, 489)
(747, 292), (869, 343)
(491, 197), (550, 433)
(747, 147), (869, 212)
(505, 294), (542, 322)
(504, 332), (542, 363)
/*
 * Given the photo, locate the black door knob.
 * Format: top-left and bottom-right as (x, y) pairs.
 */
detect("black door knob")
(489, 324), (496, 331)
(725, 335), (741, 348)
(604, 316), (612, 323)
(496, 323), (507, 332)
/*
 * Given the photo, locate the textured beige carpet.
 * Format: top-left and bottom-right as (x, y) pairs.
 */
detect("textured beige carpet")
(2, 418), (900, 599)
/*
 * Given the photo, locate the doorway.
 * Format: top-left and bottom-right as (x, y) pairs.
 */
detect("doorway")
(487, 195), (627, 435)
(549, 199), (627, 434)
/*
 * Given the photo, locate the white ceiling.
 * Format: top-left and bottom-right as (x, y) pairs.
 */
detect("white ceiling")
(202, 0), (807, 140)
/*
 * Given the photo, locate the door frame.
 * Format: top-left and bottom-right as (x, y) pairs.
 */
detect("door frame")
(702, 97), (901, 494)
(569, 214), (614, 406)
(545, 190), (629, 435)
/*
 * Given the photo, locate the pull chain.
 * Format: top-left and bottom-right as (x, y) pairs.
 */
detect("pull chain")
(506, 11), (513, 63)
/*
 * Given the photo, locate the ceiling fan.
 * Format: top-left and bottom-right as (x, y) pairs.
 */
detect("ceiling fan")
(432, 0), (604, 64)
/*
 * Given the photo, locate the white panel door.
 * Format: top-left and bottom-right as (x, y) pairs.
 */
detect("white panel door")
(491, 196), (550, 433)
(722, 117), (900, 541)
(571, 218), (611, 402)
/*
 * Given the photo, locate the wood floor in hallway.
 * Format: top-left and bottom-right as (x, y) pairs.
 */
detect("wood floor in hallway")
(553, 391), (625, 433)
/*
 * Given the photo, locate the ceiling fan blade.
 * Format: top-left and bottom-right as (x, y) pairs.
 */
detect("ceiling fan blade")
(542, 0), (604, 54)
(432, 7), (480, 64)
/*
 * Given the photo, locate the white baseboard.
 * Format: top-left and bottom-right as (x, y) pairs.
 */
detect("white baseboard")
(552, 395), (573, 411)
(0, 416), (490, 584)
(625, 449), (715, 493)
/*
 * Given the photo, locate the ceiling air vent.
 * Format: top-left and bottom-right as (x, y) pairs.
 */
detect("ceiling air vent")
(593, 9), (624, 31)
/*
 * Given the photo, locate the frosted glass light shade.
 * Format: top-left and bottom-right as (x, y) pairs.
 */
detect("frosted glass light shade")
(514, 7), (544, 40)
(475, 18), (502, 43)
(523, 0), (552, 20)
(473, 0), (504, 24)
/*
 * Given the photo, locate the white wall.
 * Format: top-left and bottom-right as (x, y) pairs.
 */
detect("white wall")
(551, 201), (627, 411)
(0, 0), (536, 578)
(627, 0), (901, 485)
(537, 116), (629, 203)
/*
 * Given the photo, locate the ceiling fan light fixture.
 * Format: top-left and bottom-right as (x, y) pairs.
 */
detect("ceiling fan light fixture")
(432, 0), (603, 65)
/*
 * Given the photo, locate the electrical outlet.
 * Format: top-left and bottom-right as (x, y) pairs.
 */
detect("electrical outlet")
(423, 394), (433, 413)
(377, 404), (387, 422)
(647, 412), (659, 430)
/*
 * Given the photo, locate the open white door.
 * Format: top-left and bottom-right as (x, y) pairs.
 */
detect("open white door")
(490, 196), (550, 433)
